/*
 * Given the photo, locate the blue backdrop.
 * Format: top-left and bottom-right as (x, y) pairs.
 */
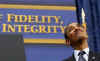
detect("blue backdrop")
(0, 0), (75, 6)
(24, 44), (73, 61)
(0, 0), (76, 61)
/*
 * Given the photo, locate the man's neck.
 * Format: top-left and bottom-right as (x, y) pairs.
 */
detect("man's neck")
(73, 40), (89, 51)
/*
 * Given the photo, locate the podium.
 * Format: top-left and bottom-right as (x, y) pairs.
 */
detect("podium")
(0, 34), (25, 61)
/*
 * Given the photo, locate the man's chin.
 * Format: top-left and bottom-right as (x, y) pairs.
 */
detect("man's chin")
(77, 34), (88, 40)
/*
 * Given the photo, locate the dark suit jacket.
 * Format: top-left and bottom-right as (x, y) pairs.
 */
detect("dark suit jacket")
(63, 51), (100, 61)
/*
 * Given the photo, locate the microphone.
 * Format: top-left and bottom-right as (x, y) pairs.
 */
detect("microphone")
(91, 56), (96, 61)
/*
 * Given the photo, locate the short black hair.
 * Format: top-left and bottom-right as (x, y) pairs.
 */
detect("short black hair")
(64, 26), (69, 41)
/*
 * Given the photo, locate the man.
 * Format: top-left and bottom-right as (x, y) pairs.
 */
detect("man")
(63, 23), (100, 61)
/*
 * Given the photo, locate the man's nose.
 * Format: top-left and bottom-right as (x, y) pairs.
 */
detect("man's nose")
(75, 28), (79, 31)
(75, 27), (81, 32)
(72, 27), (79, 33)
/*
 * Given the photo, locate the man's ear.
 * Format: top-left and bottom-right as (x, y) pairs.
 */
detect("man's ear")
(65, 39), (70, 46)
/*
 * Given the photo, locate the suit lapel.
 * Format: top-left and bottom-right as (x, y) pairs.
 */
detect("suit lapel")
(88, 51), (96, 61)
(72, 54), (76, 61)
(67, 54), (76, 61)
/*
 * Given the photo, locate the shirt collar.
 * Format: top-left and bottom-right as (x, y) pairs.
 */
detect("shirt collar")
(83, 48), (89, 55)
(74, 48), (89, 56)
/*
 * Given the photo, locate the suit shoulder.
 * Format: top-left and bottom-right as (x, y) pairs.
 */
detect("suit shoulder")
(94, 52), (100, 57)
(90, 51), (100, 60)
(63, 56), (73, 61)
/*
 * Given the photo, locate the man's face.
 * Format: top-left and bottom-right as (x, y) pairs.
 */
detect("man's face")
(66, 23), (88, 44)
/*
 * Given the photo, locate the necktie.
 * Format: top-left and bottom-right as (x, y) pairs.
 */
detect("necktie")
(78, 51), (86, 61)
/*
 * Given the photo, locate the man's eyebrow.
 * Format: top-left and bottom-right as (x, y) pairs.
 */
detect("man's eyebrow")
(67, 26), (75, 32)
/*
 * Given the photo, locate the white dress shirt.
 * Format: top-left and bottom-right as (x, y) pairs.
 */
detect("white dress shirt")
(74, 48), (89, 61)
